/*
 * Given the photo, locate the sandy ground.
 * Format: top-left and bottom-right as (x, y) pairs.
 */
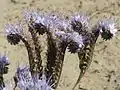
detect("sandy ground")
(1, 0), (120, 90)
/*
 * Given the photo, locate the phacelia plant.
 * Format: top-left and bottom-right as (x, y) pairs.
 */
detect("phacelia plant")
(4, 10), (118, 90)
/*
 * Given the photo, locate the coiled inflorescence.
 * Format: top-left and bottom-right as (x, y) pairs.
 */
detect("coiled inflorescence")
(5, 22), (23, 45)
(71, 13), (89, 34)
(55, 31), (83, 53)
(97, 18), (117, 40)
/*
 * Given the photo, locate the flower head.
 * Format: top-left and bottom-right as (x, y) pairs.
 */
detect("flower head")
(55, 31), (71, 42)
(71, 13), (89, 33)
(5, 22), (23, 45)
(5, 22), (23, 36)
(53, 19), (71, 32)
(55, 30), (84, 53)
(67, 32), (84, 53)
(24, 11), (72, 35)
(98, 18), (117, 40)
(14, 66), (54, 90)
(24, 11), (55, 35)
(0, 54), (10, 74)
(14, 66), (34, 90)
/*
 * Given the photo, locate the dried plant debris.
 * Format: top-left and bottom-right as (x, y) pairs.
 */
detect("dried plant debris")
(4, 11), (118, 90)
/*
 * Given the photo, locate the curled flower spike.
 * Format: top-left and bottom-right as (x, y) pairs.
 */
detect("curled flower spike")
(5, 22), (23, 45)
(70, 32), (83, 47)
(14, 66), (54, 90)
(71, 13), (89, 33)
(55, 31), (84, 53)
(24, 11), (71, 35)
(24, 11), (51, 35)
(24, 11), (43, 24)
(98, 18), (117, 40)
(68, 32), (84, 53)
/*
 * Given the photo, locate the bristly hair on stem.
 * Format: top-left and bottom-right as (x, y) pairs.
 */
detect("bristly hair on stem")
(45, 17), (67, 89)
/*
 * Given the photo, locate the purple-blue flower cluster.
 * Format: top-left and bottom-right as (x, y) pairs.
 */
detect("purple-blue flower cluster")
(0, 54), (10, 74)
(97, 18), (117, 40)
(55, 31), (83, 53)
(5, 11), (117, 53)
(71, 13), (89, 34)
(5, 22), (23, 45)
(4, 11), (118, 90)
(14, 66), (54, 90)
(0, 54), (10, 90)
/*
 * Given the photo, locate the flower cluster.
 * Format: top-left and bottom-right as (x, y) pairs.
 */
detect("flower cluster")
(24, 11), (71, 35)
(71, 13), (89, 34)
(14, 66), (54, 90)
(5, 22), (23, 45)
(67, 32), (83, 53)
(0, 54), (10, 74)
(4, 11), (118, 90)
(55, 31), (83, 53)
(0, 54), (10, 89)
(98, 18), (117, 40)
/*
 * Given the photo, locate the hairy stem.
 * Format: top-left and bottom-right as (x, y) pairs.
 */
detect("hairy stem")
(53, 41), (67, 89)
(19, 35), (35, 75)
(45, 31), (68, 89)
(45, 32), (57, 87)
(28, 26), (43, 75)
(73, 30), (100, 89)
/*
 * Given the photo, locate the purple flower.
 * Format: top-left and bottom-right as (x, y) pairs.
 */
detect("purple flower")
(5, 22), (23, 36)
(98, 18), (117, 40)
(24, 11), (49, 27)
(14, 66), (54, 90)
(71, 13), (89, 33)
(52, 18), (71, 32)
(14, 66), (34, 90)
(33, 73), (54, 90)
(67, 32), (84, 53)
(56, 30), (84, 53)
(55, 31), (71, 42)
(24, 11), (72, 35)
(24, 11), (54, 34)
(5, 22), (23, 45)
(0, 54), (10, 74)
(0, 55), (10, 66)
